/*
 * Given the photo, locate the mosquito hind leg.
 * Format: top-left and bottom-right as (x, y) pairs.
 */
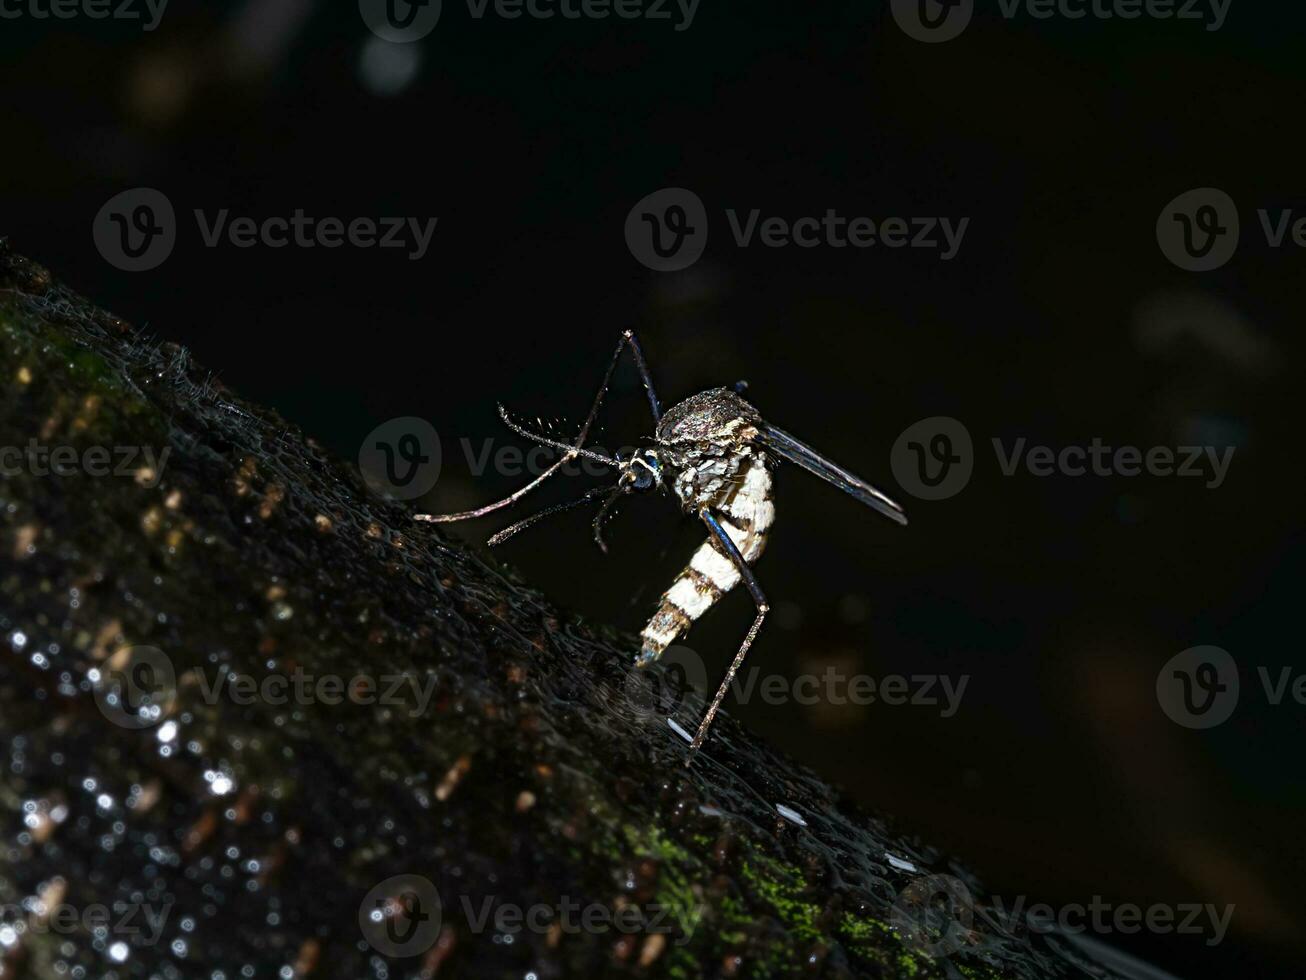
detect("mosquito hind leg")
(685, 508), (768, 754)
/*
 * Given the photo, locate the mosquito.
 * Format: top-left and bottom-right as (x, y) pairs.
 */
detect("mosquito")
(415, 331), (907, 753)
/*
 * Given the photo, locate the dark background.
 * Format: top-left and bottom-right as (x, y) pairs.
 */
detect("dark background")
(2, 1), (1303, 976)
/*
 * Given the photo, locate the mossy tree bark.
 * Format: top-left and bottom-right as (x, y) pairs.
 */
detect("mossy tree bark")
(0, 241), (1145, 980)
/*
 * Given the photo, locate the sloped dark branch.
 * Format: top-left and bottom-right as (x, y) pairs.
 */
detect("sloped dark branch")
(0, 241), (1149, 979)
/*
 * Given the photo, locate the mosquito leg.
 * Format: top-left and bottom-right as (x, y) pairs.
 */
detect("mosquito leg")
(687, 508), (768, 754)
(622, 329), (662, 424)
(487, 485), (612, 546)
(414, 461), (572, 523)
(415, 330), (638, 524)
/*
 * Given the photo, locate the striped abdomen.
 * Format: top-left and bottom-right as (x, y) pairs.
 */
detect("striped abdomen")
(636, 455), (774, 666)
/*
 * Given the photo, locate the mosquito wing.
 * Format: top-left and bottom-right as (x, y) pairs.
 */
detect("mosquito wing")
(753, 422), (907, 526)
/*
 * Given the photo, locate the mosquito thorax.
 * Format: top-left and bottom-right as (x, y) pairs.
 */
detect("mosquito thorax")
(654, 387), (762, 447)
(649, 388), (767, 512)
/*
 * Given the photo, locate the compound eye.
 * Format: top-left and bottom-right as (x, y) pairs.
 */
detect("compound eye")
(630, 451), (659, 491)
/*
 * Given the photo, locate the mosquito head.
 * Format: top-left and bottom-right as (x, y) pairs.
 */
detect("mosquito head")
(590, 449), (662, 553)
(621, 448), (662, 493)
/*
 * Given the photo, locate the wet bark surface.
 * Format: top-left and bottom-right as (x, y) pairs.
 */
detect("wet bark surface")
(0, 240), (1152, 979)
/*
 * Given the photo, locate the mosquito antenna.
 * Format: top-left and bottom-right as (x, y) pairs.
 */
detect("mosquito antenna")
(496, 405), (618, 466)
(487, 485), (611, 547)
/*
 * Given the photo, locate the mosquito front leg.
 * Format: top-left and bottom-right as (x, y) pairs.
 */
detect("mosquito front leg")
(689, 507), (769, 753)
(621, 329), (662, 424)
(415, 329), (653, 524)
